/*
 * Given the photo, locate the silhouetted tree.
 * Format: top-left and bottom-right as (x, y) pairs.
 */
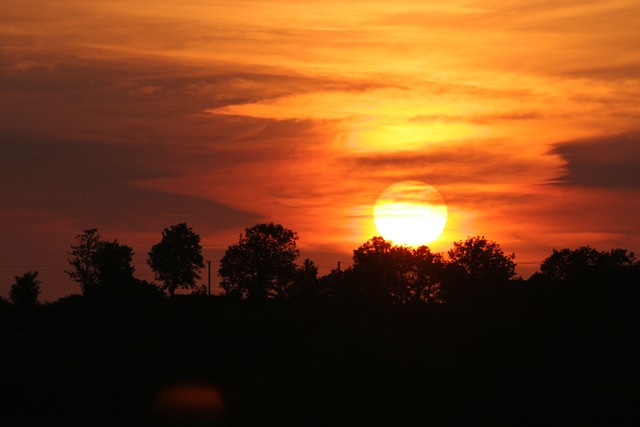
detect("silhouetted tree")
(539, 247), (601, 283)
(318, 268), (347, 299)
(67, 229), (160, 302)
(538, 246), (639, 286)
(219, 223), (300, 299)
(349, 236), (445, 304)
(9, 271), (41, 307)
(412, 245), (446, 303)
(191, 284), (209, 296)
(66, 228), (102, 296)
(148, 223), (204, 297)
(447, 236), (516, 285)
(287, 258), (320, 299)
(92, 240), (137, 298)
(351, 237), (409, 303)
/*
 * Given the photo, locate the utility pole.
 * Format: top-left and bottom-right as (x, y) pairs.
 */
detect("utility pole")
(338, 261), (342, 272)
(207, 260), (211, 296)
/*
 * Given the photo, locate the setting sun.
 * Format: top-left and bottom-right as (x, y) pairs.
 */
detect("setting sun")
(373, 181), (448, 246)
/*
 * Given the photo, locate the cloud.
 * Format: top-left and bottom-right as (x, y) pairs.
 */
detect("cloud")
(561, 63), (640, 81)
(0, 138), (260, 234)
(344, 144), (556, 187)
(552, 133), (640, 190)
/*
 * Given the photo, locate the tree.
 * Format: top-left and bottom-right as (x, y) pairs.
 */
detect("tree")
(219, 223), (300, 299)
(350, 236), (445, 304)
(67, 229), (158, 302)
(539, 247), (600, 284)
(148, 223), (204, 297)
(287, 258), (321, 300)
(9, 271), (41, 307)
(318, 268), (347, 300)
(92, 240), (136, 294)
(447, 236), (516, 285)
(538, 246), (638, 285)
(66, 229), (102, 296)
(351, 236), (411, 303)
(531, 247), (640, 309)
(412, 245), (446, 303)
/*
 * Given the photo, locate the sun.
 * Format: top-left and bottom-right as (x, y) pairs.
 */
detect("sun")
(373, 181), (448, 246)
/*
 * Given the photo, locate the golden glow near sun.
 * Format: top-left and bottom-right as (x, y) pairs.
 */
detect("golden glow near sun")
(374, 181), (448, 246)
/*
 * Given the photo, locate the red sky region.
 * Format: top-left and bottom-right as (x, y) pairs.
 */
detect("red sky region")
(2, 0), (640, 300)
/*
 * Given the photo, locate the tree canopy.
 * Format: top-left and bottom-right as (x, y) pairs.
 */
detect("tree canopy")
(9, 271), (41, 307)
(287, 258), (321, 300)
(218, 223), (300, 299)
(93, 241), (137, 293)
(66, 229), (159, 302)
(67, 229), (137, 298)
(48, 225), (640, 307)
(148, 223), (204, 297)
(447, 236), (516, 285)
(349, 236), (445, 304)
(538, 246), (639, 285)
(66, 228), (102, 296)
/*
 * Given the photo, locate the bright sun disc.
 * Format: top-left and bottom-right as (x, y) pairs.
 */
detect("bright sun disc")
(373, 181), (448, 246)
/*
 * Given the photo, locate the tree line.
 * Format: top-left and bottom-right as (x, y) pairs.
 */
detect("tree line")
(4, 222), (640, 307)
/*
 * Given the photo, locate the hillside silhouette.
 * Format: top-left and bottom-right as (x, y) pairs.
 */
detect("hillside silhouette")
(1, 223), (639, 426)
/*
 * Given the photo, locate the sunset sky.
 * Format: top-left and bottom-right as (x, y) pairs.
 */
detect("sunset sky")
(2, 0), (639, 300)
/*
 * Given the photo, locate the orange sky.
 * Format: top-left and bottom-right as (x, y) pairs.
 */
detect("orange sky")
(2, 0), (639, 300)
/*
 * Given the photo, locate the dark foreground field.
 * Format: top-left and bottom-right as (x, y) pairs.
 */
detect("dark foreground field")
(2, 294), (639, 426)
